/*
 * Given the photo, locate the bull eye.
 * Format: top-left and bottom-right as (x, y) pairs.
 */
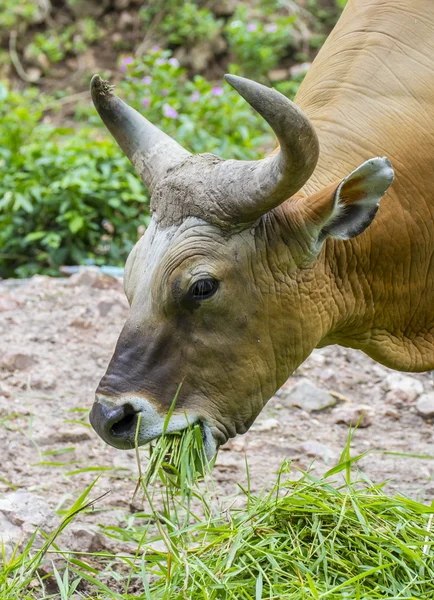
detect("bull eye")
(189, 278), (219, 300)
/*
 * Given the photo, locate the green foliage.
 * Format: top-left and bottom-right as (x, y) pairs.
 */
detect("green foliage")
(140, 0), (223, 46)
(159, 2), (223, 46)
(0, 83), (147, 278)
(0, 0), (41, 30)
(226, 5), (297, 79)
(25, 19), (101, 68)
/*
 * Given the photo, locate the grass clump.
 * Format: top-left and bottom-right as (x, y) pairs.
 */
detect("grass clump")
(95, 432), (434, 599)
(2, 432), (434, 598)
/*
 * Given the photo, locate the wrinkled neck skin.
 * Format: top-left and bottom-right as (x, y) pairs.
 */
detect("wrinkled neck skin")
(253, 211), (354, 391)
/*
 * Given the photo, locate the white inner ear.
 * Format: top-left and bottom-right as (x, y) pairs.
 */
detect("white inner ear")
(322, 157), (394, 240)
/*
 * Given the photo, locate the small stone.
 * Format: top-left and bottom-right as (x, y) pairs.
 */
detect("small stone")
(252, 418), (280, 432)
(318, 368), (337, 384)
(30, 373), (57, 391)
(25, 67), (42, 82)
(64, 525), (102, 553)
(1, 353), (36, 371)
(70, 317), (93, 329)
(289, 62), (311, 77)
(268, 68), (288, 82)
(383, 407), (401, 420)
(0, 491), (54, 551)
(118, 11), (134, 29)
(416, 393), (434, 418)
(0, 295), (21, 312)
(385, 373), (424, 401)
(97, 301), (114, 317)
(333, 404), (374, 428)
(384, 390), (408, 408)
(53, 427), (92, 443)
(0, 382), (11, 398)
(68, 268), (121, 290)
(281, 379), (336, 411)
(221, 436), (247, 452)
(299, 440), (336, 461)
(111, 32), (123, 44)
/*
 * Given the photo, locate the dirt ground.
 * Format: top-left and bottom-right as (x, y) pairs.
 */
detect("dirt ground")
(1, 273), (434, 556)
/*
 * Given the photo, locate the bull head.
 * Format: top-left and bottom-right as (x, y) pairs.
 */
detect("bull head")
(89, 74), (393, 459)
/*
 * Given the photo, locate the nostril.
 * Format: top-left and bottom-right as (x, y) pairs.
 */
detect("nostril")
(111, 411), (137, 437)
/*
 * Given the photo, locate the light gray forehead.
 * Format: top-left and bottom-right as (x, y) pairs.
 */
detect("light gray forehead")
(124, 216), (208, 301)
(124, 215), (258, 302)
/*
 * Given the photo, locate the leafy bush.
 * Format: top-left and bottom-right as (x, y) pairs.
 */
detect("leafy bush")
(226, 5), (297, 79)
(0, 84), (147, 278)
(25, 19), (101, 68)
(0, 0), (42, 30)
(139, 0), (223, 46)
(160, 2), (223, 46)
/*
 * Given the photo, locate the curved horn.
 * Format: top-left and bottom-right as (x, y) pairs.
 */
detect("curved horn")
(90, 75), (190, 192)
(214, 75), (319, 223)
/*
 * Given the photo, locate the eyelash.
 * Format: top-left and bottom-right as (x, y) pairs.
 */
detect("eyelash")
(189, 278), (219, 300)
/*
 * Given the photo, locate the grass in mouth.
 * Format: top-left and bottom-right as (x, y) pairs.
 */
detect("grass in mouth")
(143, 423), (213, 490)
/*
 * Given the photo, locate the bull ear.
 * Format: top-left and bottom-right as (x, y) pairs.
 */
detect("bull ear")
(301, 157), (394, 242)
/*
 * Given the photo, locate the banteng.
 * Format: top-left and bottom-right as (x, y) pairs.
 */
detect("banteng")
(90, 0), (434, 458)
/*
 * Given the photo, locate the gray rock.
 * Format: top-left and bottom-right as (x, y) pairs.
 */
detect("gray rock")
(0, 295), (21, 312)
(281, 379), (336, 411)
(97, 300), (114, 317)
(299, 440), (336, 462)
(1, 353), (36, 371)
(385, 373), (424, 401)
(60, 524), (102, 553)
(383, 407), (401, 420)
(30, 372), (57, 391)
(0, 491), (54, 556)
(333, 404), (374, 428)
(251, 418), (280, 432)
(268, 68), (288, 82)
(67, 268), (121, 290)
(416, 393), (434, 418)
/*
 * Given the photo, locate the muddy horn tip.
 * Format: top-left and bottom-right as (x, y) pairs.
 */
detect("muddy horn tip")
(90, 74), (115, 98)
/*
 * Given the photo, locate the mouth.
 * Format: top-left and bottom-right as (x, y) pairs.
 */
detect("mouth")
(90, 396), (219, 461)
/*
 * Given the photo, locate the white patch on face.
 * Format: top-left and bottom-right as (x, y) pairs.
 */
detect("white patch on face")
(124, 215), (208, 315)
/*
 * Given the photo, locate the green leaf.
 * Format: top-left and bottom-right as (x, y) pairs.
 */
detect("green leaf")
(68, 214), (85, 233)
